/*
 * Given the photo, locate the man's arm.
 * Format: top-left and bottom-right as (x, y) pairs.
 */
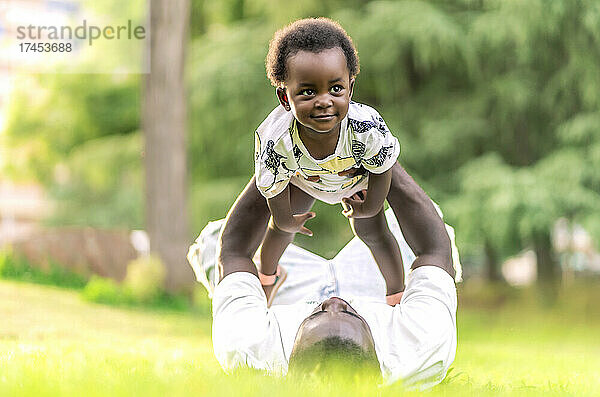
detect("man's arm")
(217, 165), (454, 281)
(217, 177), (271, 281)
(387, 162), (455, 278)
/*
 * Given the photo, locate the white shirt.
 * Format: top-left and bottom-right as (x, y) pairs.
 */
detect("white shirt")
(254, 102), (401, 204)
(203, 209), (459, 390)
(212, 267), (456, 390)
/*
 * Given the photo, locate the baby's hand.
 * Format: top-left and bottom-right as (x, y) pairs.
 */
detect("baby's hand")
(338, 166), (367, 178)
(341, 190), (369, 218)
(273, 212), (316, 236)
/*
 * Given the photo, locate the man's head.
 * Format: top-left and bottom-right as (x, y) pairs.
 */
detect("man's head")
(288, 297), (380, 379)
(265, 18), (360, 135)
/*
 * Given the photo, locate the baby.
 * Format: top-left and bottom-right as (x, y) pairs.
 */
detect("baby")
(254, 18), (404, 306)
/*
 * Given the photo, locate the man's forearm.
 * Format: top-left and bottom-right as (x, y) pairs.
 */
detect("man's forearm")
(387, 163), (455, 278)
(217, 177), (270, 281)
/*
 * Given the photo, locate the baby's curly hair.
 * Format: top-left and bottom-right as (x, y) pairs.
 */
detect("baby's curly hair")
(266, 18), (360, 87)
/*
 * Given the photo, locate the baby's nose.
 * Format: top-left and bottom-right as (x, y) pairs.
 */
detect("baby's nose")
(314, 94), (333, 108)
(321, 297), (348, 312)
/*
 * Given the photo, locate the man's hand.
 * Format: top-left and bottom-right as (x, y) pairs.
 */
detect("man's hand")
(386, 291), (403, 306)
(271, 212), (315, 236)
(267, 185), (315, 236)
(337, 167), (367, 178)
(343, 169), (391, 219)
(341, 190), (370, 218)
(338, 167), (369, 218)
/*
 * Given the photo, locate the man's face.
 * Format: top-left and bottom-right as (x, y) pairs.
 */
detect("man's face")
(291, 297), (376, 356)
(278, 47), (354, 135)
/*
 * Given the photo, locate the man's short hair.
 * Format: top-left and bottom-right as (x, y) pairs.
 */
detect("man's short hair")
(288, 336), (380, 380)
(265, 17), (360, 87)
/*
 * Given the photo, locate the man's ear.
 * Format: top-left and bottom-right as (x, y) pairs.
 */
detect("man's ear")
(276, 87), (291, 111)
(349, 78), (355, 99)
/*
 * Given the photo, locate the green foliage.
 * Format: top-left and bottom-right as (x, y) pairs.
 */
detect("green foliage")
(82, 0), (146, 22)
(123, 255), (166, 303)
(4, 0), (600, 272)
(189, 177), (250, 236)
(4, 74), (140, 180)
(0, 250), (196, 312)
(81, 256), (191, 311)
(187, 21), (275, 180)
(192, 287), (212, 316)
(81, 275), (130, 304)
(47, 133), (144, 229)
(333, 0), (600, 265)
(294, 201), (355, 259)
(3, 73), (142, 228)
(0, 250), (87, 289)
(81, 275), (191, 311)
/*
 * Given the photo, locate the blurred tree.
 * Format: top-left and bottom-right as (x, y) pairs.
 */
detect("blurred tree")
(190, 0), (206, 37)
(334, 0), (600, 285)
(48, 133), (144, 229)
(4, 0), (599, 287)
(2, 74), (143, 228)
(143, 0), (193, 292)
(452, 0), (600, 283)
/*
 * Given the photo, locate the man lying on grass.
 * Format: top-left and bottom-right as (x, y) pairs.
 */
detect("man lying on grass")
(188, 163), (459, 389)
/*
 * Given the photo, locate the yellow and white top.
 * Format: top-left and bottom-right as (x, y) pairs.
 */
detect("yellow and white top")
(254, 101), (401, 204)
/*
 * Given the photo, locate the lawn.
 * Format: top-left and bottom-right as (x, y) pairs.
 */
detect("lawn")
(1, 280), (599, 396)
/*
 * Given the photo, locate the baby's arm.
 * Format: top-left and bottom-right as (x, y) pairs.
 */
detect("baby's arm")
(267, 184), (315, 235)
(261, 184), (315, 300)
(342, 169), (391, 218)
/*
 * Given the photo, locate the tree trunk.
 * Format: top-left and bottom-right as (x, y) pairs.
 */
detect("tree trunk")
(533, 231), (559, 305)
(142, 0), (193, 292)
(533, 231), (558, 282)
(484, 238), (503, 282)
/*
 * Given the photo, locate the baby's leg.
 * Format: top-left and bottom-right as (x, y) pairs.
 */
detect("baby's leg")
(259, 184), (315, 286)
(350, 208), (405, 304)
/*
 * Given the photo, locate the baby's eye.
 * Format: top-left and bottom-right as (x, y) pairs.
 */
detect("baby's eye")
(330, 85), (344, 94)
(300, 88), (315, 96)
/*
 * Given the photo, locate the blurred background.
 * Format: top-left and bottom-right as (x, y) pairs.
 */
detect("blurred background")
(1, 0), (599, 305)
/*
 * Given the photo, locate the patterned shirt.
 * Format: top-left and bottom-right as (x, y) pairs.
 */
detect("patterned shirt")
(254, 101), (401, 204)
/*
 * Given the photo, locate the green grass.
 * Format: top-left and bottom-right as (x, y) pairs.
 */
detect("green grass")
(1, 280), (599, 396)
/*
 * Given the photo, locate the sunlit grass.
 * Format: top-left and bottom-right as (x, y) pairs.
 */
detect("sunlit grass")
(1, 280), (599, 396)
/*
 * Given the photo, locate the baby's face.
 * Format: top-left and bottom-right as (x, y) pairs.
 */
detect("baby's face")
(280, 47), (354, 136)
